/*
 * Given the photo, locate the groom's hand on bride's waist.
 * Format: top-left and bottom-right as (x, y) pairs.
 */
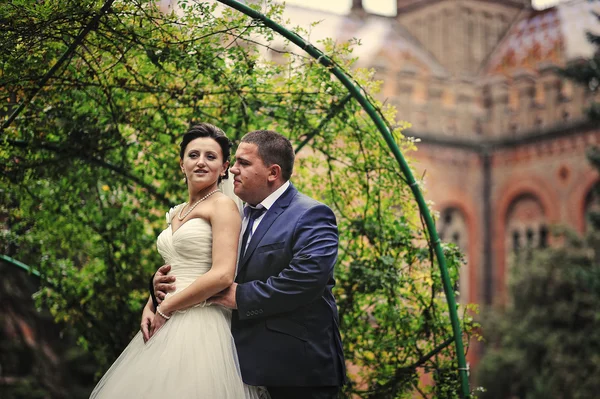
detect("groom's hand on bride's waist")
(153, 264), (176, 304)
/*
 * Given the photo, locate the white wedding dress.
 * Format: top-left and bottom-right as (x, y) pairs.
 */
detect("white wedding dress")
(90, 209), (265, 398)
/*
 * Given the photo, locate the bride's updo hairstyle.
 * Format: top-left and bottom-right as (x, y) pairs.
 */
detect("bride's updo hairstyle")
(179, 123), (232, 183)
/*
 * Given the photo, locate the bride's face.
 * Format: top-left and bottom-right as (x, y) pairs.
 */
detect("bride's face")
(180, 137), (228, 189)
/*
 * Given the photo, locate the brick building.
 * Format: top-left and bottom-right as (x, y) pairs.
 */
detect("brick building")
(271, 0), (600, 366)
(275, 0), (600, 305)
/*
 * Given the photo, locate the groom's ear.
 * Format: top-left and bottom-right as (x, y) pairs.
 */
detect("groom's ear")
(267, 164), (282, 183)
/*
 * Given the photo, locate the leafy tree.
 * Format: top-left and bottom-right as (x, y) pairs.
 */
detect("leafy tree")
(477, 148), (600, 399)
(1, 1), (476, 397)
(561, 11), (600, 120)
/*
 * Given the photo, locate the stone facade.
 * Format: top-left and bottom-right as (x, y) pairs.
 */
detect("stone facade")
(276, 0), (600, 366)
(373, 0), (600, 308)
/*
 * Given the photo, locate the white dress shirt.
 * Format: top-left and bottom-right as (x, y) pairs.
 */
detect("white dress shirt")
(241, 181), (290, 253)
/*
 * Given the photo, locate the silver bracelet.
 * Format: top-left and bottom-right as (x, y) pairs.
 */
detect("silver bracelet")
(156, 306), (171, 320)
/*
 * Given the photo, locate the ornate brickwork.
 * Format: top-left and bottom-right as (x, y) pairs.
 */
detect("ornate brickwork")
(282, 0), (600, 364)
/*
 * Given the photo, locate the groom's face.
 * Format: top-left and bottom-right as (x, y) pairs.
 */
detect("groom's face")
(231, 142), (271, 206)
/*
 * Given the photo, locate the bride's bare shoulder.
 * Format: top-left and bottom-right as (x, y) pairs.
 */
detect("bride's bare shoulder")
(213, 192), (242, 213)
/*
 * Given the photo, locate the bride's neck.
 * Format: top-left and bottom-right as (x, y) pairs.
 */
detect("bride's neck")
(188, 184), (219, 203)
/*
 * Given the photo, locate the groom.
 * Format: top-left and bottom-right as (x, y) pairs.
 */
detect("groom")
(153, 130), (346, 399)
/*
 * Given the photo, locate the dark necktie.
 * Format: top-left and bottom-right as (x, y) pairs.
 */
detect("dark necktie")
(241, 206), (266, 257)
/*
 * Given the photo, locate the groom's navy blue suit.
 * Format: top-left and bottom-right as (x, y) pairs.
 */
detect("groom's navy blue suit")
(233, 183), (346, 389)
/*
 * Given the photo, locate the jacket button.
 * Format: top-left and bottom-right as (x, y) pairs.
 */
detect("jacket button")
(246, 311), (251, 317)
(259, 309), (263, 314)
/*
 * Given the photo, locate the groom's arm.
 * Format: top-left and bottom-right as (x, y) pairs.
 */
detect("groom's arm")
(148, 274), (159, 310)
(235, 203), (338, 320)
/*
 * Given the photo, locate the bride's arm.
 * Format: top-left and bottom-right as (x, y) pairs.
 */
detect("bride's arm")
(157, 196), (241, 316)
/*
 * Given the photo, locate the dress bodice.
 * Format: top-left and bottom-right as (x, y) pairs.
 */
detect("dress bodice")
(157, 213), (213, 295)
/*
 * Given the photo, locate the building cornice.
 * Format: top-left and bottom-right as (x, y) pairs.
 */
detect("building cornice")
(411, 119), (596, 153)
(397, 0), (530, 15)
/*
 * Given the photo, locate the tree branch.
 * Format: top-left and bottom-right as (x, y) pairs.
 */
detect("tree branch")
(1, 0), (117, 133)
(7, 139), (170, 206)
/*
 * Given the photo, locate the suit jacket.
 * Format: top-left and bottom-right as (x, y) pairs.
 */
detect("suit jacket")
(233, 183), (346, 387)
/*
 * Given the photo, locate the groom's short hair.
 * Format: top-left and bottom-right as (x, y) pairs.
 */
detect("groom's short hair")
(241, 130), (295, 181)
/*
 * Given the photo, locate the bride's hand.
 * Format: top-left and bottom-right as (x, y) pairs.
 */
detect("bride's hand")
(140, 302), (154, 343)
(150, 306), (171, 338)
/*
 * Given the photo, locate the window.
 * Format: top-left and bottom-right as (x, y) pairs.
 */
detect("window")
(505, 194), (547, 256)
(438, 208), (470, 302)
(584, 182), (600, 232)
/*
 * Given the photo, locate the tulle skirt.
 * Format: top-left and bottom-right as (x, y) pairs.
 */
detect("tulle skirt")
(89, 305), (265, 398)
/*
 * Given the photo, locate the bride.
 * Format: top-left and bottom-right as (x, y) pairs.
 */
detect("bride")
(90, 123), (264, 398)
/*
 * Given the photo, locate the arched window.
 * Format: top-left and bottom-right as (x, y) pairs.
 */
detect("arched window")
(505, 194), (547, 257)
(438, 208), (469, 302)
(584, 181), (600, 232)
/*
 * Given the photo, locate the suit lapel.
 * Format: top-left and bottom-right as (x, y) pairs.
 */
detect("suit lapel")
(237, 184), (297, 275)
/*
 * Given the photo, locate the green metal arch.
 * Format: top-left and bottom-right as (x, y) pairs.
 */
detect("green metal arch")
(215, 1), (470, 397)
(1, 254), (41, 277)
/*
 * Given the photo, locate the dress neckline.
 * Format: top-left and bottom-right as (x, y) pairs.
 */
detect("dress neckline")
(170, 217), (210, 236)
